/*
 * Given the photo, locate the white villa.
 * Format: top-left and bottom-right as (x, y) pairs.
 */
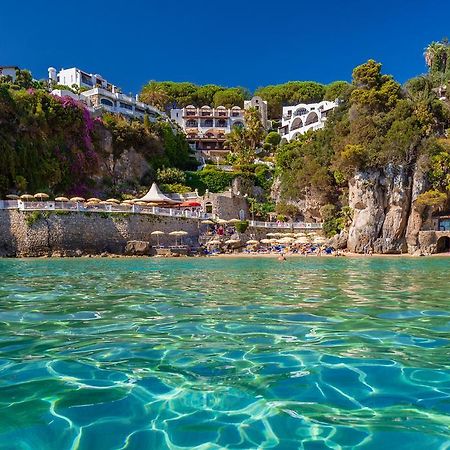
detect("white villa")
(48, 67), (162, 121)
(278, 100), (337, 142)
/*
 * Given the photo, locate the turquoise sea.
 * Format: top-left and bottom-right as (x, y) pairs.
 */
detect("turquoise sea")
(0, 257), (449, 449)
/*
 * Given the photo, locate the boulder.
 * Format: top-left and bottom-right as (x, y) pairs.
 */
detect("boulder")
(125, 240), (150, 256)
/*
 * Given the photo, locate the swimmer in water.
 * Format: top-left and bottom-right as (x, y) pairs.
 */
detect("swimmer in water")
(278, 254), (286, 261)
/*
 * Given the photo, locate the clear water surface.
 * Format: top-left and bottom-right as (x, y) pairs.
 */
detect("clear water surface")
(0, 257), (449, 449)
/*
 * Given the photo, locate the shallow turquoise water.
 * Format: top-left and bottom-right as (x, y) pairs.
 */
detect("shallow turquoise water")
(0, 257), (449, 449)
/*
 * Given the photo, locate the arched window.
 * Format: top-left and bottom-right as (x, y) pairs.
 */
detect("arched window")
(205, 202), (213, 213)
(100, 98), (114, 107)
(305, 112), (319, 126)
(290, 117), (303, 131)
(293, 107), (308, 117)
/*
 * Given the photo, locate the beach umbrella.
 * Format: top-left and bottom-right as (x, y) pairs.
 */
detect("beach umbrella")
(151, 230), (165, 246)
(314, 236), (327, 245)
(260, 239), (272, 244)
(208, 239), (221, 245)
(246, 239), (259, 245)
(121, 199), (134, 205)
(227, 218), (240, 224)
(20, 194), (34, 201)
(295, 237), (309, 244)
(225, 239), (240, 245)
(99, 201), (112, 205)
(34, 193), (49, 200)
(201, 219), (215, 224)
(266, 232), (278, 237)
(85, 201), (100, 207)
(145, 202), (159, 207)
(279, 237), (295, 244)
(87, 197), (102, 203)
(270, 238), (279, 244)
(216, 218), (228, 224)
(55, 196), (69, 202)
(295, 232), (306, 238)
(106, 198), (120, 204)
(70, 197), (85, 202)
(6, 194), (19, 200)
(135, 201), (149, 207)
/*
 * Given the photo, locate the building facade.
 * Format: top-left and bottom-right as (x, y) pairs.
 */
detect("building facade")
(244, 95), (268, 129)
(278, 100), (337, 142)
(170, 105), (245, 159)
(49, 67), (162, 121)
(0, 66), (19, 82)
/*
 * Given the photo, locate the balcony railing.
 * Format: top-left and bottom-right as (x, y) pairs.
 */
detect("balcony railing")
(1, 201), (323, 230)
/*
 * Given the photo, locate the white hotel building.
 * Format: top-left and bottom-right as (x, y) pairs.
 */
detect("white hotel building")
(170, 96), (268, 159)
(278, 100), (337, 142)
(48, 67), (162, 121)
(170, 105), (246, 158)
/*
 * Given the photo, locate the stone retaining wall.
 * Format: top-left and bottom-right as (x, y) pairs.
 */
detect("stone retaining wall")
(0, 210), (200, 257)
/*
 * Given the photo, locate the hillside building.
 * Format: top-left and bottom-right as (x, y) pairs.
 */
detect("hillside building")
(278, 100), (337, 142)
(48, 67), (162, 121)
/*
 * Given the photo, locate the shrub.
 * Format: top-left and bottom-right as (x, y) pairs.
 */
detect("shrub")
(25, 211), (42, 227)
(416, 189), (447, 207)
(235, 220), (249, 233)
(156, 167), (186, 185)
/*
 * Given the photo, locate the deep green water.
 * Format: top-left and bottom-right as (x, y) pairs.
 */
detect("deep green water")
(0, 257), (449, 450)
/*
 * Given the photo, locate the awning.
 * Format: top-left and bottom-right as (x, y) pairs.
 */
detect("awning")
(137, 183), (180, 204)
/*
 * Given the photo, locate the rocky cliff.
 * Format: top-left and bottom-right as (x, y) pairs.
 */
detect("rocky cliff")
(347, 160), (431, 254)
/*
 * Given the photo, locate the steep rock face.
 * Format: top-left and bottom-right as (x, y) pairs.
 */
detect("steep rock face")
(270, 176), (325, 222)
(347, 163), (428, 253)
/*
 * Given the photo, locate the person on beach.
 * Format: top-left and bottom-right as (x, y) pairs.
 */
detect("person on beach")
(278, 253), (286, 261)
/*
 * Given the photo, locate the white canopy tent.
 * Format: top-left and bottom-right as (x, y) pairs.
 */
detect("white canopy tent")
(137, 183), (180, 204)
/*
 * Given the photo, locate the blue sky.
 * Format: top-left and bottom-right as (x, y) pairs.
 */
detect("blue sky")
(1, 0), (448, 95)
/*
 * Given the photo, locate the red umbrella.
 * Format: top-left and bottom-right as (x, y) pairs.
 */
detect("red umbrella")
(180, 201), (201, 207)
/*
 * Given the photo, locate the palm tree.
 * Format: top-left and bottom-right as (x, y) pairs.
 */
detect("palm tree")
(424, 41), (448, 73)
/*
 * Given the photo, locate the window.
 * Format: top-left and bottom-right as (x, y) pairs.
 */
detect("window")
(120, 102), (133, 110)
(100, 98), (114, 107)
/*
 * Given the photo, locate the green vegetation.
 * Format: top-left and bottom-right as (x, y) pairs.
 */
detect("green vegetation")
(275, 55), (450, 226)
(140, 81), (249, 111)
(235, 220), (249, 233)
(0, 75), (196, 197)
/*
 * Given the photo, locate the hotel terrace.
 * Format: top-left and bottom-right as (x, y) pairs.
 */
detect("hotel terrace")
(278, 100), (337, 142)
(49, 67), (163, 121)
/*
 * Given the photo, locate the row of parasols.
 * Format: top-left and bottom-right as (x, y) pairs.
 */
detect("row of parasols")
(5, 194), (164, 207)
(150, 230), (188, 246)
(207, 232), (327, 246)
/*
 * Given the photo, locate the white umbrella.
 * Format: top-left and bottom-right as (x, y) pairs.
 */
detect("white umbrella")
(295, 237), (309, 244)
(34, 193), (49, 200)
(260, 239), (272, 244)
(20, 194), (34, 201)
(314, 236), (327, 245)
(70, 197), (85, 202)
(228, 218), (240, 224)
(216, 218), (228, 224)
(6, 194), (19, 200)
(246, 240), (259, 245)
(266, 232), (278, 237)
(201, 219), (215, 224)
(151, 230), (165, 246)
(208, 239), (221, 245)
(225, 239), (240, 245)
(55, 196), (69, 202)
(279, 237), (295, 244)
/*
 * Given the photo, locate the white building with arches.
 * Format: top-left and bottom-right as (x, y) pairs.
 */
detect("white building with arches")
(278, 100), (337, 142)
(170, 105), (245, 159)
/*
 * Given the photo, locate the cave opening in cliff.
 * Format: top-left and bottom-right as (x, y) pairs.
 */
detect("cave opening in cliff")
(436, 236), (450, 253)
